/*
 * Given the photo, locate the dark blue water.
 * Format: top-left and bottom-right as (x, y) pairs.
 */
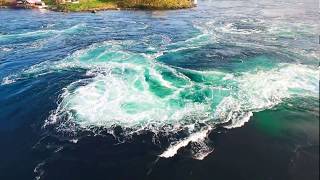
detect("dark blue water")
(0, 0), (319, 179)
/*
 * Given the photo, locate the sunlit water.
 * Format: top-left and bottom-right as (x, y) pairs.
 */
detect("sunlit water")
(0, 0), (319, 178)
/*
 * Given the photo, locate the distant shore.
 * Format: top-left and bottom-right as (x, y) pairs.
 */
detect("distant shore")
(1, 0), (195, 12)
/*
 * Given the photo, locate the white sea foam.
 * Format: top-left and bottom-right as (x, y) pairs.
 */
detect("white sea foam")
(1, 47), (13, 52)
(216, 64), (319, 129)
(1, 76), (16, 85)
(160, 127), (212, 159)
(34, 161), (46, 180)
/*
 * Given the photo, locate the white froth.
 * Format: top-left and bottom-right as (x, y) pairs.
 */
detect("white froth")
(160, 127), (212, 159)
(51, 71), (210, 130)
(1, 47), (13, 52)
(216, 64), (319, 129)
(1, 76), (16, 85)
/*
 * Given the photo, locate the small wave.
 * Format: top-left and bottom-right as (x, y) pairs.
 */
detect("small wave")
(160, 127), (212, 159)
(195, 21), (262, 36)
(1, 47), (13, 52)
(217, 22), (263, 35)
(0, 23), (87, 41)
(1, 76), (17, 85)
(34, 161), (46, 180)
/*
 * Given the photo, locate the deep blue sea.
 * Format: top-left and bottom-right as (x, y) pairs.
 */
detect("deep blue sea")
(0, 0), (319, 179)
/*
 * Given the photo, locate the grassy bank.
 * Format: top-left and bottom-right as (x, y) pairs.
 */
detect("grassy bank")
(43, 0), (194, 12)
(119, 0), (194, 9)
(43, 0), (117, 12)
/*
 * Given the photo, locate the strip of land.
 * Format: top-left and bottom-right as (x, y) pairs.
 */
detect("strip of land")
(1, 0), (195, 12)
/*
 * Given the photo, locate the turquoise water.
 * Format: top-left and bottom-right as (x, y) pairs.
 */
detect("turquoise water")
(0, 0), (319, 178)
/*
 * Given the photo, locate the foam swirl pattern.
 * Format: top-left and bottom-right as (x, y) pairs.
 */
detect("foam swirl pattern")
(1, 0), (319, 159)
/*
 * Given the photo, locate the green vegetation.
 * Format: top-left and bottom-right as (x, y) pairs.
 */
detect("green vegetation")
(119, 0), (194, 9)
(43, 0), (117, 12)
(43, 0), (194, 12)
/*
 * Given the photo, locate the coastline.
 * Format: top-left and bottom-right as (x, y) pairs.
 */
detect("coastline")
(0, 0), (195, 12)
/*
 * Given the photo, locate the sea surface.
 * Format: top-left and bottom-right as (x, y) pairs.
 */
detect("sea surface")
(0, 0), (319, 179)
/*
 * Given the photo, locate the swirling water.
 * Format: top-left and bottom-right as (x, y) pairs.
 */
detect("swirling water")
(0, 0), (319, 179)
